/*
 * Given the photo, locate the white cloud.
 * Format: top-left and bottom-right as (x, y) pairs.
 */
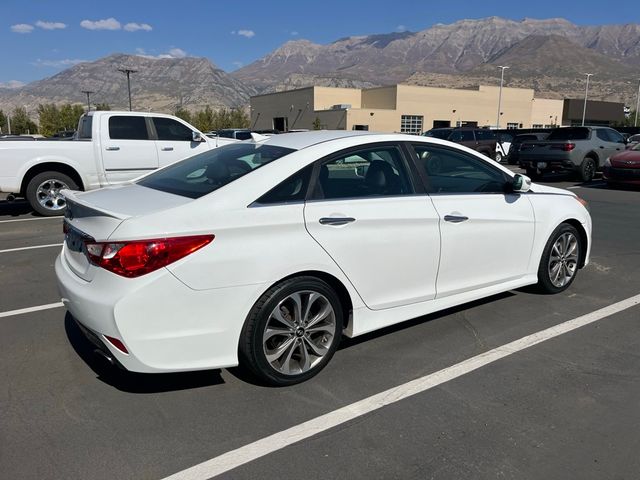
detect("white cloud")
(35, 20), (67, 30)
(33, 58), (87, 68)
(290, 31), (299, 36)
(396, 25), (408, 32)
(137, 47), (189, 59)
(11, 24), (34, 34)
(232, 29), (255, 38)
(0, 80), (25, 89)
(80, 18), (121, 30)
(124, 22), (152, 32)
(232, 61), (243, 68)
(135, 47), (147, 55)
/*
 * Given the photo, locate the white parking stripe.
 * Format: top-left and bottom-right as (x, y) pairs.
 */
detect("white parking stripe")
(162, 293), (640, 480)
(0, 216), (61, 224)
(0, 243), (62, 254)
(0, 302), (64, 319)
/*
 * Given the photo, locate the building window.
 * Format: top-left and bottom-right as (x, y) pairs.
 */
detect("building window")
(400, 115), (424, 135)
(506, 122), (519, 129)
(532, 124), (543, 129)
(352, 124), (369, 131)
(433, 120), (451, 128)
(544, 124), (555, 128)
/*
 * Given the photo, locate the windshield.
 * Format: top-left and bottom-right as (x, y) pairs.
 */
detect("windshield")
(548, 127), (590, 141)
(138, 143), (295, 199)
(632, 143), (640, 151)
(423, 129), (452, 140)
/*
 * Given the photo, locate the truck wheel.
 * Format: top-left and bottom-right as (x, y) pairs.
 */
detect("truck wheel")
(26, 171), (78, 216)
(495, 151), (503, 163)
(577, 157), (596, 183)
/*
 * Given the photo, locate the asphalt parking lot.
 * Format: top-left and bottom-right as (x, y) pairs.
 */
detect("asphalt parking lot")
(1, 170), (640, 480)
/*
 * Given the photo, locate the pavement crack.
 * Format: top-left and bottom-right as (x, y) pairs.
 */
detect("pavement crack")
(456, 313), (487, 351)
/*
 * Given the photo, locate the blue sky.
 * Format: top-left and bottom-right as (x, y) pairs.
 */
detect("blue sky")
(2, 0), (639, 86)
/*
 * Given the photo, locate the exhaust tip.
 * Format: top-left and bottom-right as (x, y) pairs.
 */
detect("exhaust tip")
(5, 194), (16, 202)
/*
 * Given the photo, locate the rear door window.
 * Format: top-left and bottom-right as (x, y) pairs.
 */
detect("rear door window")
(109, 116), (149, 140)
(152, 117), (193, 141)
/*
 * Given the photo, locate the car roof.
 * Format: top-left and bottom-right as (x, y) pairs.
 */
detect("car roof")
(261, 130), (378, 150)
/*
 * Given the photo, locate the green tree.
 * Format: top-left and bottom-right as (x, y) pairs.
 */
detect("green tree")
(94, 103), (111, 111)
(59, 104), (85, 131)
(174, 107), (192, 124)
(312, 116), (322, 130)
(10, 107), (38, 135)
(37, 103), (61, 137)
(192, 106), (215, 132)
(0, 109), (8, 134)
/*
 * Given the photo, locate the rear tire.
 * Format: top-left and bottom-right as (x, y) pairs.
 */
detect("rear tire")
(577, 157), (596, 183)
(495, 152), (503, 163)
(239, 276), (343, 386)
(536, 223), (581, 294)
(25, 171), (77, 216)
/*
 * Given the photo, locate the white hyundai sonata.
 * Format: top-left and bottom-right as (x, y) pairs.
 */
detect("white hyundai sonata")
(56, 131), (592, 385)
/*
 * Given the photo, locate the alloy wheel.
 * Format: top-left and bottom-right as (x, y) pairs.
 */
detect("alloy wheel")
(36, 178), (69, 211)
(548, 232), (579, 288)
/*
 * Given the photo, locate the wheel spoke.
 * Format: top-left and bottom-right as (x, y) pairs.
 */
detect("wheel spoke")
(263, 326), (292, 342)
(289, 292), (303, 324)
(271, 303), (295, 329)
(303, 336), (328, 357)
(302, 292), (320, 323)
(306, 300), (333, 328)
(265, 336), (295, 364)
(280, 339), (299, 375)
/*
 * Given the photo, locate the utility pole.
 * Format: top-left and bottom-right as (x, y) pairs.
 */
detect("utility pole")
(635, 79), (640, 128)
(81, 90), (94, 112)
(582, 73), (593, 126)
(496, 66), (509, 129)
(118, 68), (138, 111)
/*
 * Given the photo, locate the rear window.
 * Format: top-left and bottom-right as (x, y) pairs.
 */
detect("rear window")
(138, 143), (295, 199)
(423, 129), (452, 140)
(77, 115), (92, 140)
(547, 128), (590, 141)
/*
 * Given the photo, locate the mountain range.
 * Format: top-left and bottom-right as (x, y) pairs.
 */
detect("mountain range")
(1, 17), (639, 115)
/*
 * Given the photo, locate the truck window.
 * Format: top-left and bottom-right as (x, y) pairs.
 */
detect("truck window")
(153, 117), (193, 141)
(77, 115), (92, 140)
(109, 116), (149, 140)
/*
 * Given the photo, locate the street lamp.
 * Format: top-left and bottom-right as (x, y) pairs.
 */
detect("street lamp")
(635, 79), (640, 128)
(581, 73), (593, 126)
(496, 66), (509, 129)
(118, 68), (138, 111)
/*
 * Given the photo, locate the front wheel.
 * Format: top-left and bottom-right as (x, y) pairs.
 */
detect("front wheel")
(25, 171), (78, 216)
(239, 276), (343, 386)
(536, 223), (581, 294)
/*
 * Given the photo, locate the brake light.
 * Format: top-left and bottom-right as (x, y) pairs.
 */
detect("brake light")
(551, 143), (576, 151)
(84, 235), (214, 278)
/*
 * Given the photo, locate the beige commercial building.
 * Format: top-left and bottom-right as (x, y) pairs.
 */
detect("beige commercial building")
(250, 84), (564, 133)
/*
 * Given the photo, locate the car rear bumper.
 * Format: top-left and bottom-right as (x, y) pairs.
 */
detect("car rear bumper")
(55, 252), (267, 373)
(519, 158), (577, 171)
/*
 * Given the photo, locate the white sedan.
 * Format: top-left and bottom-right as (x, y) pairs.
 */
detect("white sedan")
(56, 131), (592, 386)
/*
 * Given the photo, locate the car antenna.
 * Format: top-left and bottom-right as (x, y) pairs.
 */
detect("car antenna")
(250, 132), (270, 143)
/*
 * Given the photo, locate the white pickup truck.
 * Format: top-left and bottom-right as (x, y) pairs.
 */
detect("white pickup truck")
(0, 111), (236, 215)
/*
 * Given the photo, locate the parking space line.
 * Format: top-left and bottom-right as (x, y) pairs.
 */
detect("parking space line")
(0, 217), (62, 224)
(0, 243), (62, 254)
(0, 302), (64, 319)
(161, 293), (640, 480)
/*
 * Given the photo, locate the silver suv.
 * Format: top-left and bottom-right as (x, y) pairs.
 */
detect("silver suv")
(518, 126), (626, 182)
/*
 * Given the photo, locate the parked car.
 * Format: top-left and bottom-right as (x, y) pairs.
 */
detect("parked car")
(495, 132), (514, 163)
(518, 126), (626, 182)
(625, 134), (640, 149)
(0, 111), (237, 215)
(215, 128), (253, 140)
(56, 131), (591, 386)
(424, 127), (497, 160)
(603, 142), (640, 187)
(507, 132), (550, 165)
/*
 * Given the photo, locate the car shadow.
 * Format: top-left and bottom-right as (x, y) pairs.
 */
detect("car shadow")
(0, 200), (34, 217)
(64, 313), (225, 393)
(339, 291), (515, 350)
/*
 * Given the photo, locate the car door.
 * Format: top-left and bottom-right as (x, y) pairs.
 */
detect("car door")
(304, 143), (441, 310)
(410, 143), (535, 298)
(601, 129), (626, 160)
(152, 117), (209, 167)
(101, 115), (158, 184)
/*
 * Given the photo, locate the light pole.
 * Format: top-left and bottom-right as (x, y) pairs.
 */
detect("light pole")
(581, 73), (593, 126)
(81, 90), (94, 112)
(118, 68), (138, 111)
(496, 66), (509, 129)
(635, 79), (640, 128)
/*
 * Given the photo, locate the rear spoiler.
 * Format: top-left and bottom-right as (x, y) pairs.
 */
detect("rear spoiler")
(61, 189), (130, 221)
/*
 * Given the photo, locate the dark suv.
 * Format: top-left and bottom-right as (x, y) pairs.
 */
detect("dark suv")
(423, 127), (497, 159)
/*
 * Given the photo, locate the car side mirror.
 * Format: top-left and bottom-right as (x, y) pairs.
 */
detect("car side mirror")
(192, 131), (205, 142)
(511, 173), (531, 193)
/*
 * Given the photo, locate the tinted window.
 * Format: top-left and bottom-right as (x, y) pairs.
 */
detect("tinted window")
(235, 131), (253, 140)
(256, 165), (313, 205)
(497, 132), (514, 143)
(423, 129), (452, 139)
(314, 145), (412, 200)
(606, 129), (624, 143)
(138, 143), (295, 199)
(77, 115), (92, 139)
(596, 129), (611, 142)
(153, 117), (193, 141)
(109, 116), (149, 140)
(476, 129), (497, 141)
(547, 128), (589, 141)
(449, 130), (475, 142)
(413, 145), (507, 194)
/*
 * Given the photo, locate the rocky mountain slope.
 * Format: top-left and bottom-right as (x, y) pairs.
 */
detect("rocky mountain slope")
(0, 54), (256, 113)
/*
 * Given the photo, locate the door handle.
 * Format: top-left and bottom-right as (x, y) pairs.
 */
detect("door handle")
(161, 147), (174, 151)
(599, 146), (605, 149)
(444, 215), (469, 223)
(105, 146), (120, 151)
(319, 217), (356, 226)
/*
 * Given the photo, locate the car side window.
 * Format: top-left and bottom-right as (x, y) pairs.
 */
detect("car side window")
(153, 117), (193, 141)
(412, 144), (507, 194)
(108, 116), (149, 140)
(606, 129), (624, 143)
(256, 165), (313, 205)
(596, 129), (611, 142)
(313, 145), (413, 200)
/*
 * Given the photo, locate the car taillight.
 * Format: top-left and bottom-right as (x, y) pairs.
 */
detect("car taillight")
(84, 235), (214, 278)
(551, 143), (576, 151)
